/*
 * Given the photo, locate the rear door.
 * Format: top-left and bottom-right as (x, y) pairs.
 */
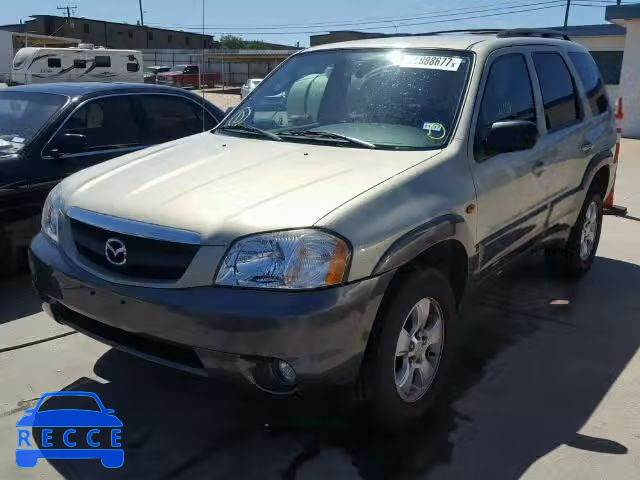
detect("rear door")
(529, 49), (590, 223)
(44, 95), (146, 175)
(470, 49), (549, 269)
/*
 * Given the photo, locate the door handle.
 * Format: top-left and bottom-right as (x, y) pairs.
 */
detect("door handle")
(581, 142), (594, 154)
(532, 161), (546, 177)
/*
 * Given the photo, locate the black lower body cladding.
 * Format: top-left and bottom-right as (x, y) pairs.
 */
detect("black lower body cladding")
(29, 233), (392, 392)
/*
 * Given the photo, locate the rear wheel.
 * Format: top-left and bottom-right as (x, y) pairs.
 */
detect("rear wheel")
(361, 268), (458, 431)
(545, 189), (603, 277)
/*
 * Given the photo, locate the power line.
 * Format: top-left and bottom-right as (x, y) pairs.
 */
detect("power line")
(146, 0), (623, 32)
(148, 0), (568, 30)
(156, 4), (577, 35)
(56, 3), (78, 18)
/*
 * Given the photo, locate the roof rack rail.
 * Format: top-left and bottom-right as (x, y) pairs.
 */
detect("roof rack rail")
(394, 28), (571, 41)
(408, 29), (503, 36)
(496, 28), (571, 41)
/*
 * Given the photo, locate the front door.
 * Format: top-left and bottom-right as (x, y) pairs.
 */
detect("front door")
(44, 95), (146, 176)
(469, 49), (549, 270)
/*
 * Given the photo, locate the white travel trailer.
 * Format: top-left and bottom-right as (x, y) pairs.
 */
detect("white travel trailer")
(10, 45), (143, 85)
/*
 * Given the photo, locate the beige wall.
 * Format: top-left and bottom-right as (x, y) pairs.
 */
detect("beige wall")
(572, 35), (625, 51)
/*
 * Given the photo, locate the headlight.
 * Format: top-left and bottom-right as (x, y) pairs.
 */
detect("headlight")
(215, 229), (350, 289)
(41, 183), (63, 243)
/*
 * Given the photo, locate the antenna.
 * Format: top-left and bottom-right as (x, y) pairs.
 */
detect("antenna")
(56, 4), (78, 18)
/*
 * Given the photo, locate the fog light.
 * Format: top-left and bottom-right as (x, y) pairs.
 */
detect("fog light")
(276, 360), (296, 385)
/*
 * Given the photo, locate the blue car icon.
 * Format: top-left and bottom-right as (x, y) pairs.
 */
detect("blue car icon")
(16, 391), (123, 468)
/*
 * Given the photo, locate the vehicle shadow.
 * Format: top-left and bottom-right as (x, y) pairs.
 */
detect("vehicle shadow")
(37, 253), (640, 479)
(0, 272), (43, 324)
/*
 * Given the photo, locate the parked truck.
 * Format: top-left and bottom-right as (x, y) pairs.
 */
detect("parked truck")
(155, 64), (219, 89)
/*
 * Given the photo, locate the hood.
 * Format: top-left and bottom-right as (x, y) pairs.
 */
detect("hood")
(64, 132), (440, 245)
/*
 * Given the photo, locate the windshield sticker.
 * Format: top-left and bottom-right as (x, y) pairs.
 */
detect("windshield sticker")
(399, 55), (463, 71)
(11, 136), (25, 143)
(423, 122), (446, 140)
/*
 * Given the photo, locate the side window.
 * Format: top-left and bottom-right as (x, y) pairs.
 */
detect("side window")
(127, 62), (140, 72)
(136, 95), (213, 143)
(73, 59), (87, 69)
(532, 52), (581, 132)
(475, 53), (536, 159)
(568, 51), (609, 116)
(183, 66), (198, 74)
(94, 56), (111, 68)
(57, 96), (142, 153)
(48, 58), (61, 68)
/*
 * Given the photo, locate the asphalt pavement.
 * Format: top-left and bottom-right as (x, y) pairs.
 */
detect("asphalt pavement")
(1, 140), (639, 480)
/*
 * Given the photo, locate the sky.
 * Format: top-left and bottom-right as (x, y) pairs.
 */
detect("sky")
(0, 0), (626, 47)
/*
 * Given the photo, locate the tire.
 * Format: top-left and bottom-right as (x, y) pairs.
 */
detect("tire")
(361, 268), (458, 431)
(545, 189), (603, 278)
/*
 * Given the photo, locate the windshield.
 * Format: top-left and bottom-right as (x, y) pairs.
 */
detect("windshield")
(0, 91), (67, 153)
(36, 395), (101, 412)
(219, 49), (472, 150)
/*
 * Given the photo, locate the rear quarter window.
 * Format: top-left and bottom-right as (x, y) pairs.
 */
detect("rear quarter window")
(532, 52), (581, 132)
(568, 51), (609, 116)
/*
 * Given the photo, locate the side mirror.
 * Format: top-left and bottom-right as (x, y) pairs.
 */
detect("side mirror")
(50, 133), (88, 156)
(484, 120), (538, 155)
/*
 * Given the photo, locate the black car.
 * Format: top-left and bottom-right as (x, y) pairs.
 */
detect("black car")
(0, 82), (224, 274)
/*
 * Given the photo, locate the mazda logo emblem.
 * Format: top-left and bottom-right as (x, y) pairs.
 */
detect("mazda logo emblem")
(105, 238), (127, 266)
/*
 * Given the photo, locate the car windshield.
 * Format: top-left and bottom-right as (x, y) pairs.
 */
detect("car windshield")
(37, 395), (101, 412)
(0, 91), (67, 153)
(218, 49), (472, 150)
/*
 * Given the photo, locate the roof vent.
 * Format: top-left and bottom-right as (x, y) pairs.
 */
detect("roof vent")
(77, 43), (95, 49)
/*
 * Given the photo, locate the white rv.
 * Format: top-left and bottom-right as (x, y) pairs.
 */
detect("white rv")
(10, 45), (143, 85)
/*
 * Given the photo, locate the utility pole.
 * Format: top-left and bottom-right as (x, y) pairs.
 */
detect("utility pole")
(138, 0), (144, 26)
(56, 4), (77, 18)
(563, 0), (571, 29)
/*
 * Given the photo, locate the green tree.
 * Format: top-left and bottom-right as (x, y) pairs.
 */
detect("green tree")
(216, 36), (272, 50)
(218, 35), (246, 49)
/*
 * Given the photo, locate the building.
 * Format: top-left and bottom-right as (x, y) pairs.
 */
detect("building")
(606, 3), (640, 138)
(310, 31), (388, 46)
(1, 14), (214, 50)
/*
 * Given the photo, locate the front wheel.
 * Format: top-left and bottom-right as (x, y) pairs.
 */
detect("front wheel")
(361, 268), (458, 431)
(545, 190), (603, 277)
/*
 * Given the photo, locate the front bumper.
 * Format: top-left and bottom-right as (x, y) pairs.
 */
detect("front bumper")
(29, 233), (391, 392)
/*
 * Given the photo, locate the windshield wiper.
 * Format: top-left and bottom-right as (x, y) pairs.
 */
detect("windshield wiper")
(216, 123), (281, 141)
(279, 129), (376, 149)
